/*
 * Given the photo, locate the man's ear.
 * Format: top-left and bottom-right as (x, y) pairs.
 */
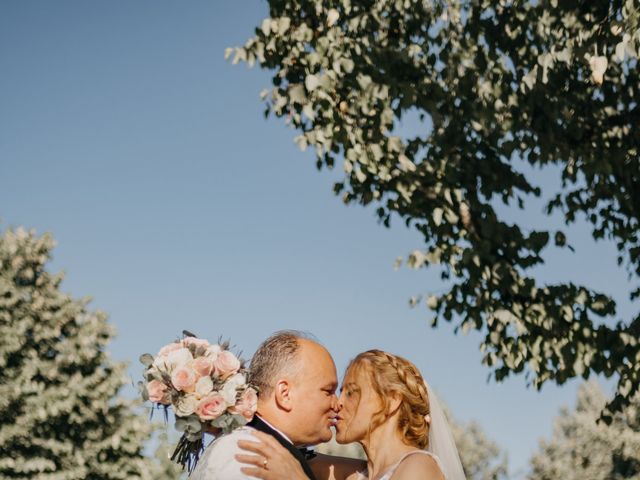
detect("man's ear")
(273, 379), (293, 412)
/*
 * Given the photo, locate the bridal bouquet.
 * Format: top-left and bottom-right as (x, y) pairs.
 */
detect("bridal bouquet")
(139, 332), (257, 471)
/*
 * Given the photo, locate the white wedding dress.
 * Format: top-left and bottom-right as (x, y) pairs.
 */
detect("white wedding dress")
(355, 450), (444, 480)
(191, 427), (258, 480)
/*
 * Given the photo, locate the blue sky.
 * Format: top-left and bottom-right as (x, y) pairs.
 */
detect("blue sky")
(1, 1), (633, 477)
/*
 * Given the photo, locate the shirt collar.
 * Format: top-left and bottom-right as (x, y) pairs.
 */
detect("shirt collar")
(255, 414), (293, 444)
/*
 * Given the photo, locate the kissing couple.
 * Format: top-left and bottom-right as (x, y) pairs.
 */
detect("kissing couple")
(191, 330), (465, 480)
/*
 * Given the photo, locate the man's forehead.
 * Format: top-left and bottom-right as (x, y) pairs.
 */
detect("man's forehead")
(298, 338), (333, 361)
(297, 340), (337, 377)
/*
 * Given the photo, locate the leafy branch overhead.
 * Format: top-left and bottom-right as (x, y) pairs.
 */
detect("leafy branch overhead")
(230, 0), (640, 419)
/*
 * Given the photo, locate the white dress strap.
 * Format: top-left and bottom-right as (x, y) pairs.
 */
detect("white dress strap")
(380, 450), (442, 480)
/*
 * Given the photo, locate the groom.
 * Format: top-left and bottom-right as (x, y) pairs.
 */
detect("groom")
(192, 330), (339, 479)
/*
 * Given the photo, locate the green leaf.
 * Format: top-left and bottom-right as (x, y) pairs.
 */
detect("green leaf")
(139, 353), (154, 367)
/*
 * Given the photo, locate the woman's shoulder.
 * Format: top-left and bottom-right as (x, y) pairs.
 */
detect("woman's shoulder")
(392, 451), (444, 480)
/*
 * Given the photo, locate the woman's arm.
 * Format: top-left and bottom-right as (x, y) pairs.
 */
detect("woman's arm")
(236, 431), (308, 480)
(236, 431), (366, 480)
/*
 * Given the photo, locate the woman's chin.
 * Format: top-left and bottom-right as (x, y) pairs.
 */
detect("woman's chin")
(334, 430), (349, 444)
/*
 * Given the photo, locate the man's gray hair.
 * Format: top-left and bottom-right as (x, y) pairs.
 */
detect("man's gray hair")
(249, 330), (316, 396)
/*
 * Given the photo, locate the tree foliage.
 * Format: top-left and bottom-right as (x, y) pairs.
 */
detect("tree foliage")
(528, 381), (640, 480)
(0, 227), (162, 479)
(446, 404), (509, 480)
(231, 0), (640, 418)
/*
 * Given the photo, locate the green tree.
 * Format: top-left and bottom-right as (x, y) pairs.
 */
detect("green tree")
(0, 227), (162, 479)
(231, 0), (640, 418)
(447, 410), (508, 480)
(528, 381), (640, 480)
(151, 428), (185, 479)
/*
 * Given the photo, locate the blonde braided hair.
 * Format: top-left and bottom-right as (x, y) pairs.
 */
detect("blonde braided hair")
(345, 350), (431, 448)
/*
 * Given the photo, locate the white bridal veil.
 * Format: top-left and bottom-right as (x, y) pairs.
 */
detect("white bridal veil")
(425, 383), (466, 480)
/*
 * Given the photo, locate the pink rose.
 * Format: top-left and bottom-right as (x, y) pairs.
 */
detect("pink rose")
(147, 379), (170, 404)
(196, 393), (227, 420)
(171, 366), (197, 392)
(214, 351), (241, 379)
(192, 356), (214, 377)
(182, 337), (210, 350)
(230, 387), (258, 420)
(157, 342), (182, 357)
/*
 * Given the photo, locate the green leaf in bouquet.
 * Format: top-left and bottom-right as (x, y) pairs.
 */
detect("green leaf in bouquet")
(230, 414), (248, 429)
(175, 415), (202, 434)
(210, 414), (233, 429)
(137, 381), (149, 401)
(139, 353), (154, 367)
(174, 418), (189, 432)
(211, 413), (248, 434)
(183, 329), (198, 338)
(160, 370), (172, 384)
(185, 415), (202, 434)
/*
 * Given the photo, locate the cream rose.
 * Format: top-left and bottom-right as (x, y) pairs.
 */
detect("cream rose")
(205, 344), (221, 361)
(221, 373), (246, 405)
(146, 379), (170, 404)
(214, 351), (240, 379)
(195, 393), (226, 420)
(174, 394), (198, 417)
(195, 376), (214, 398)
(171, 366), (197, 392)
(165, 347), (194, 371)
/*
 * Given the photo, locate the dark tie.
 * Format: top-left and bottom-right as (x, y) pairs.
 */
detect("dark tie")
(298, 447), (317, 461)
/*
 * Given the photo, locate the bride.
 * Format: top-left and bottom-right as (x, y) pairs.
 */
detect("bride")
(236, 349), (465, 480)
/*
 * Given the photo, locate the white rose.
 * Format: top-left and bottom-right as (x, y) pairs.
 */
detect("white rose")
(174, 394), (198, 417)
(151, 356), (169, 374)
(166, 348), (194, 371)
(205, 344), (221, 360)
(221, 373), (246, 405)
(195, 376), (214, 398)
(227, 373), (246, 388)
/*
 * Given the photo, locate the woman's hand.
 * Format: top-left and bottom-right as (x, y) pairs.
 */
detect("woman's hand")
(236, 430), (310, 480)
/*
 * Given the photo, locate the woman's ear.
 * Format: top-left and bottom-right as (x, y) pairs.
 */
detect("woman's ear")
(387, 393), (402, 417)
(273, 379), (293, 412)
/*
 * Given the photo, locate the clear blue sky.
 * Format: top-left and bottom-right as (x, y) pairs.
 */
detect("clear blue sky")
(1, 2), (632, 478)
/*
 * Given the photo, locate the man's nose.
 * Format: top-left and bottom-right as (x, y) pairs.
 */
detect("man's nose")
(331, 393), (340, 411)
